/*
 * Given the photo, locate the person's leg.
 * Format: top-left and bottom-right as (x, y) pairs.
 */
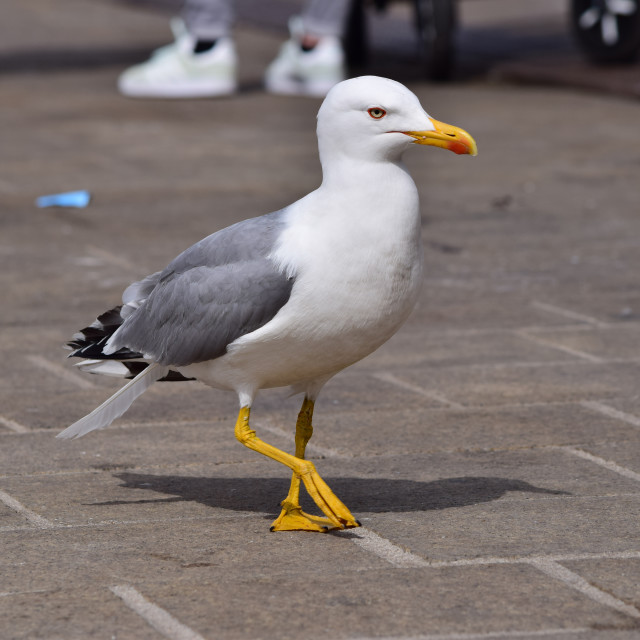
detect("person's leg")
(300, 0), (351, 38)
(181, 0), (234, 41)
(264, 0), (350, 97)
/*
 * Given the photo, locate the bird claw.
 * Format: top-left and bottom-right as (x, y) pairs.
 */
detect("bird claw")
(270, 506), (335, 532)
(269, 465), (360, 533)
(298, 465), (360, 530)
(271, 504), (358, 532)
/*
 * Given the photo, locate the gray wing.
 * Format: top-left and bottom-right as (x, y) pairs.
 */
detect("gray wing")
(108, 210), (294, 366)
(120, 271), (164, 319)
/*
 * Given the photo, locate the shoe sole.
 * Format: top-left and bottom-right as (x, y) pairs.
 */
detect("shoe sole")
(118, 78), (237, 99)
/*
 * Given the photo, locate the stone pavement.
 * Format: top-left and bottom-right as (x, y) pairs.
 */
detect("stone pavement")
(2, 1), (640, 639)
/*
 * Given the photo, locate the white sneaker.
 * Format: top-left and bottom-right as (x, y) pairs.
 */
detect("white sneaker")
(118, 19), (237, 98)
(265, 17), (345, 97)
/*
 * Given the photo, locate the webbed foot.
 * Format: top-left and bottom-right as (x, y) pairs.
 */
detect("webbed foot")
(270, 503), (335, 532)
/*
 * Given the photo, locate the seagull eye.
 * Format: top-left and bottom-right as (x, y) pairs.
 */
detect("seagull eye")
(367, 107), (387, 120)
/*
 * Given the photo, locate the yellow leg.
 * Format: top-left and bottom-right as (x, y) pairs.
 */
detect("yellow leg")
(271, 398), (336, 532)
(234, 401), (360, 532)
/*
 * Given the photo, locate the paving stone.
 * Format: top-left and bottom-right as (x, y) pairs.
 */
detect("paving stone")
(4, 430), (639, 554)
(4, 446), (625, 560)
(560, 558), (640, 611)
(0, 587), (161, 640)
(1, 74), (319, 202)
(0, 504), (33, 531)
(0, 329), (95, 396)
(306, 370), (445, 413)
(0, 518), (388, 595)
(369, 494), (640, 562)
(403, 289), (578, 332)
(0, 420), (259, 476)
(0, 456), (303, 527)
(592, 398), (640, 427)
(523, 326), (640, 361)
(298, 402), (640, 457)
(399, 361), (640, 407)
(535, 294), (640, 325)
(143, 565), (632, 639)
(0, 388), (123, 432)
(0, 471), (223, 527)
(580, 439), (640, 476)
(351, 327), (578, 370)
(311, 449), (640, 560)
(1, 371), (249, 432)
(342, 447), (640, 499)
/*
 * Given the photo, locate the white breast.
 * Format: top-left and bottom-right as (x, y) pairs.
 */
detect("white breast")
(189, 163), (424, 394)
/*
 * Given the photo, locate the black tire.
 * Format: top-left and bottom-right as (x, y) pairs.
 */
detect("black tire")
(414, 0), (457, 81)
(571, 0), (640, 63)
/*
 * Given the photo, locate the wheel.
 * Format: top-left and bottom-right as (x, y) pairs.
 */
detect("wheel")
(571, 0), (640, 63)
(414, 0), (457, 81)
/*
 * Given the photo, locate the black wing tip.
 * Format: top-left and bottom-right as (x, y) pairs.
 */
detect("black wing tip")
(65, 305), (142, 361)
(120, 360), (195, 382)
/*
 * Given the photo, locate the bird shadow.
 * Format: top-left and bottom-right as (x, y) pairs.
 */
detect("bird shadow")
(101, 472), (569, 517)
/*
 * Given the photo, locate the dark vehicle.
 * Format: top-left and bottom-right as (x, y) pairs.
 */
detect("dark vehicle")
(347, 0), (640, 80)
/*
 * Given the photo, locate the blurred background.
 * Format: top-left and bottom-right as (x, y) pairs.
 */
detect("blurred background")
(4, 0), (640, 90)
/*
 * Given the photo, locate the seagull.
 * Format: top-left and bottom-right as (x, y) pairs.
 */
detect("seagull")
(58, 76), (477, 532)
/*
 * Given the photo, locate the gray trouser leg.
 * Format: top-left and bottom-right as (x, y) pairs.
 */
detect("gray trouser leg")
(181, 0), (234, 40)
(300, 0), (351, 37)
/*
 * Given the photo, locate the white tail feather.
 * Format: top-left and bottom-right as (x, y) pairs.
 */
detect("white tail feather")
(57, 363), (168, 440)
(74, 359), (132, 378)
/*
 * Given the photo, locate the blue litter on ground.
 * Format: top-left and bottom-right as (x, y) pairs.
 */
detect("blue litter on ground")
(36, 190), (91, 208)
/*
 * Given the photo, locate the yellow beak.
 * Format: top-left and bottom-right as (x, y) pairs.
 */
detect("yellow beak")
(403, 118), (478, 156)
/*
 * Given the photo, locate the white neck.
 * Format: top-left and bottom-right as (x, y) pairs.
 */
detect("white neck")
(314, 154), (420, 234)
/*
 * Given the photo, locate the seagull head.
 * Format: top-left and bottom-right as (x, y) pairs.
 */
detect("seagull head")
(317, 76), (477, 164)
